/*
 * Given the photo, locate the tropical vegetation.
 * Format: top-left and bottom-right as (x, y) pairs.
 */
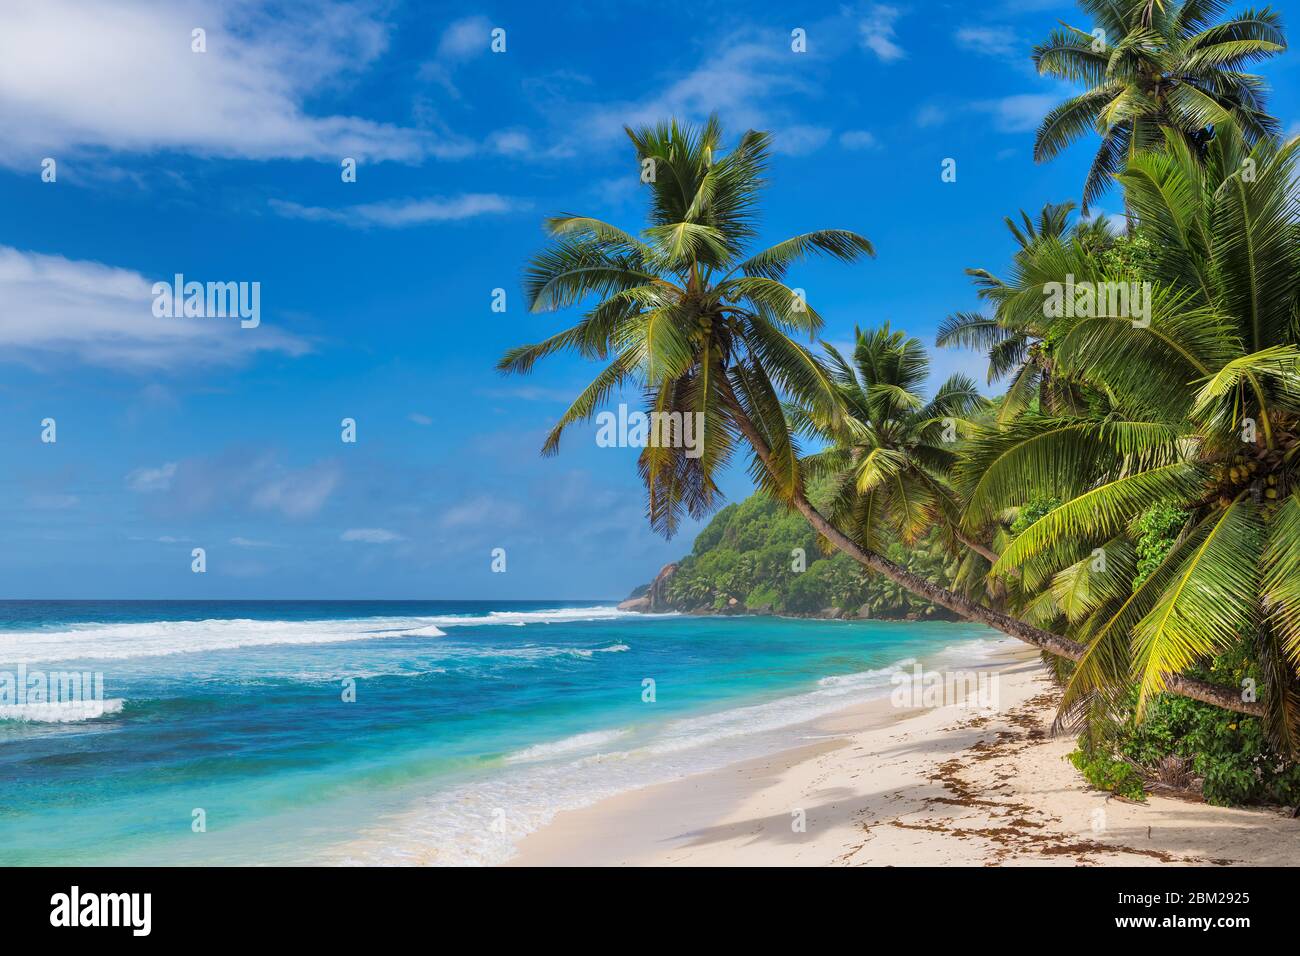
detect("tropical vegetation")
(501, 0), (1299, 805)
(1032, 0), (1286, 208)
(661, 487), (960, 619)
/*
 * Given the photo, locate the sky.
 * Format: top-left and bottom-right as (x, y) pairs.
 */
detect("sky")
(1, 0), (1297, 600)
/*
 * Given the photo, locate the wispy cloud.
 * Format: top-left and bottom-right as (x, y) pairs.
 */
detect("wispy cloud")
(0, 247), (308, 370)
(859, 6), (906, 62)
(341, 527), (404, 543)
(418, 15), (495, 97)
(436, 15), (493, 60)
(955, 26), (1020, 58)
(928, 344), (997, 397)
(550, 35), (815, 155)
(519, 10), (910, 162)
(915, 105), (948, 128)
(975, 93), (1058, 132)
(477, 385), (577, 403)
(269, 194), (526, 228)
(773, 125), (832, 156)
(147, 450), (340, 520)
(839, 129), (880, 150)
(251, 464), (340, 518)
(127, 462), (178, 492)
(486, 129), (533, 156)
(439, 495), (523, 531)
(29, 494), (80, 510)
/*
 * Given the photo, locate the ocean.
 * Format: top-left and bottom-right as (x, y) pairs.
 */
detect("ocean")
(0, 600), (1004, 865)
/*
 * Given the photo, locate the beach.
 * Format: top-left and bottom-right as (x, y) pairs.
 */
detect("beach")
(511, 645), (1300, 866)
(0, 602), (1020, 865)
(3, 601), (1295, 866)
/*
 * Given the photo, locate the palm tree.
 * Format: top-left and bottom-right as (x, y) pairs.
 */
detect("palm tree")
(1032, 0), (1286, 209)
(960, 123), (1300, 744)
(795, 324), (995, 562)
(499, 117), (1258, 717)
(499, 116), (872, 539)
(936, 202), (1115, 422)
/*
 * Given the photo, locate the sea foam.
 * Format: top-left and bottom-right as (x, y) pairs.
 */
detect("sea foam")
(0, 698), (125, 723)
(0, 606), (649, 664)
(322, 651), (927, 866)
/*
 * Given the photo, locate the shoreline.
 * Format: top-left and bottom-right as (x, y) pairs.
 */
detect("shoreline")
(508, 644), (1300, 866)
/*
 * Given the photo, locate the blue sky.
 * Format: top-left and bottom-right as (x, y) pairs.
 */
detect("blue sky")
(2, 0), (1297, 600)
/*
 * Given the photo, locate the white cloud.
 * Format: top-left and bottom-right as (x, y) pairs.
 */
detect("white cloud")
(915, 105), (948, 128)
(408, 413), (434, 426)
(975, 93), (1058, 133)
(438, 16), (493, 60)
(477, 385), (576, 403)
(955, 26), (1019, 58)
(439, 495), (523, 531)
(927, 344), (996, 397)
(859, 6), (905, 62)
(252, 464), (340, 518)
(560, 37), (813, 153)
(230, 536), (276, 548)
(773, 125), (832, 156)
(0, 0), (441, 169)
(839, 130), (879, 150)
(341, 527), (404, 543)
(127, 462), (178, 492)
(0, 246), (309, 370)
(486, 129), (533, 156)
(147, 451), (339, 519)
(527, 15), (895, 161)
(269, 194), (525, 228)
(417, 16), (496, 99)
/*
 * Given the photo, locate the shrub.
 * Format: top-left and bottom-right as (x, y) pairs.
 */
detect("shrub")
(1068, 742), (1147, 801)
(1085, 644), (1300, 807)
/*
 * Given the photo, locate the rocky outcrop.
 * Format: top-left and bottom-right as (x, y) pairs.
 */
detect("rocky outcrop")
(617, 562), (678, 613)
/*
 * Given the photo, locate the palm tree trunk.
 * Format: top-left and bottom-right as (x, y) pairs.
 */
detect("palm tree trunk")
(720, 380), (1263, 717)
(952, 529), (1000, 565)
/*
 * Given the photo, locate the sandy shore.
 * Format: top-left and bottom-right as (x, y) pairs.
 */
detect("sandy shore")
(509, 644), (1300, 866)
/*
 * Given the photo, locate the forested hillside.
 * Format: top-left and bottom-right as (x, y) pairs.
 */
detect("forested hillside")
(650, 491), (960, 620)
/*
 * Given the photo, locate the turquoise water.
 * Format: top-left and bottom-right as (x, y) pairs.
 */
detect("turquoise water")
(0, 600), (1002, 865)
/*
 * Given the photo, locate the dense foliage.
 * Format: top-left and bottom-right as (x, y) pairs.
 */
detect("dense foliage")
(505, 0), (1300, 808)
(663, 491), (955, 617)
(1074, 643), (1300, 805)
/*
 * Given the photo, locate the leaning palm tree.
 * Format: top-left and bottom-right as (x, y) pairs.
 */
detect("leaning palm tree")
(499, 116), (1257, 716)
(960, 123), (1300, 745)
(1032, 0), (1286, 208)
(937, 202), (1114, 421)
(795, 324), (993, 561)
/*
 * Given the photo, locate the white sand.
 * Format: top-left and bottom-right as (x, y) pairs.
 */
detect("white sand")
(509, 645), (1300, 866)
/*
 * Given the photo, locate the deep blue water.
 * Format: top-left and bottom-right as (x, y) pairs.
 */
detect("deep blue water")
(0, 600), (1001, 865)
